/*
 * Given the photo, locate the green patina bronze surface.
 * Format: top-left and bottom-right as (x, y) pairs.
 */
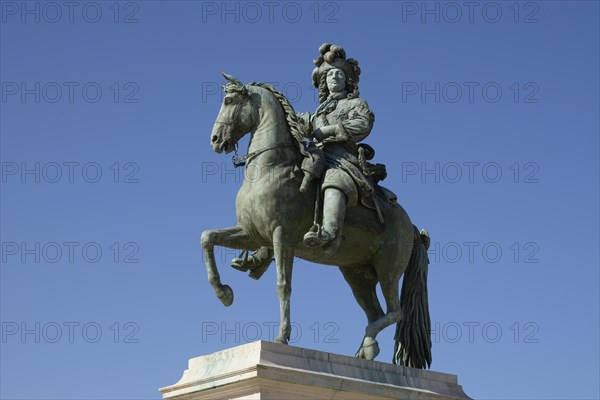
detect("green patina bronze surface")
(202, 44), (433, 369)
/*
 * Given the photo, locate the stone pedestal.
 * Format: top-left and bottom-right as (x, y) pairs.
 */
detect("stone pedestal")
(159, 341), (471, 400)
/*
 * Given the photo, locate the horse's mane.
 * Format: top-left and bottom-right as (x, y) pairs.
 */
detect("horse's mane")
(247, 82), (310, 158)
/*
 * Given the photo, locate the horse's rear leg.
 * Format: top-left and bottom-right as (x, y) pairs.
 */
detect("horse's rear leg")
(356, 249), (408, 359)
(339, 265), (384, 360)
(365, 271), (402, 339)
(272, 226), (294, 344)
(201, 225), (258, 306)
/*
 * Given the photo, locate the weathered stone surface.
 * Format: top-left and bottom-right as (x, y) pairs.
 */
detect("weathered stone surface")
(159, 341), (471, 400)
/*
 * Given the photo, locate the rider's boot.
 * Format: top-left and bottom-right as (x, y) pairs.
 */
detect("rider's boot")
(230, 247), (274, 280)
(303, 188), (346, 254)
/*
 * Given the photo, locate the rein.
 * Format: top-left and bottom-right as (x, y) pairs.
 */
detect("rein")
(232, 142), (296, 168)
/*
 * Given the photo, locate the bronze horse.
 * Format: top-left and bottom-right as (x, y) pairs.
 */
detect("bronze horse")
(202, 73), (432, 368)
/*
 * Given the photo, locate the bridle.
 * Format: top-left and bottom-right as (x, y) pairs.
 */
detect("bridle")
(215, 85), (297, 168)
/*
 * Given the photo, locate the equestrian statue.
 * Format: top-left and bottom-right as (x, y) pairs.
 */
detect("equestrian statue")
(201, 43), (433, 368)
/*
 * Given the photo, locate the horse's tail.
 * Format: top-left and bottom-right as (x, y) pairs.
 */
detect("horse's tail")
(393, 226), (432, 369)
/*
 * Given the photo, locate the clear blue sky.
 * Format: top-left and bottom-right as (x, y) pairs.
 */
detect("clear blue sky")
(1, 1), (598, 399)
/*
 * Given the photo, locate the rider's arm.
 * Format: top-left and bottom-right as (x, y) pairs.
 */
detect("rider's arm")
(315, 99), (375, 143)
(338, 100), (375, 143)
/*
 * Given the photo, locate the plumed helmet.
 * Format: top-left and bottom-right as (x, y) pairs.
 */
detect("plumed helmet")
(311, 43), (361, 88)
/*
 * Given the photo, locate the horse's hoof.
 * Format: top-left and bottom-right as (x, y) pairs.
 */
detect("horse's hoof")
(362, 337), (380, 360)
(217, 284), (234, 307)
(355, 337), (376, 359)
(355, 348), (365, 358)
(274, 336), (289, 345)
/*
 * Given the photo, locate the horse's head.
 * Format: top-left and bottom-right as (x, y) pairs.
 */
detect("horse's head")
(210, 73), (256, 154)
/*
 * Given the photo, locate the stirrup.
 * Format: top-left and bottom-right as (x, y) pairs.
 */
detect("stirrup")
(303, 224), (322, 247)
(231, 250), (271, 272)
(303, 226), (335, 248)
(231, 250), (250, 272)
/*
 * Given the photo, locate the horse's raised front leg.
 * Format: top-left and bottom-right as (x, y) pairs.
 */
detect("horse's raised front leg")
(272, 226), (295, 344)
(201, 225), (258, 306)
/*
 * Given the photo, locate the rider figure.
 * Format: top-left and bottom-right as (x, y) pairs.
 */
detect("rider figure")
(301, 43), (375, 252)
(231, 43), (376, 278)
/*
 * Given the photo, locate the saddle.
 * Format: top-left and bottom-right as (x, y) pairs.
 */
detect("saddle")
(346, 185), (397, 234)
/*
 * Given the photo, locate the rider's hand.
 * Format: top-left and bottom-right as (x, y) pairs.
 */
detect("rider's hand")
(312, 126), (336, 141)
